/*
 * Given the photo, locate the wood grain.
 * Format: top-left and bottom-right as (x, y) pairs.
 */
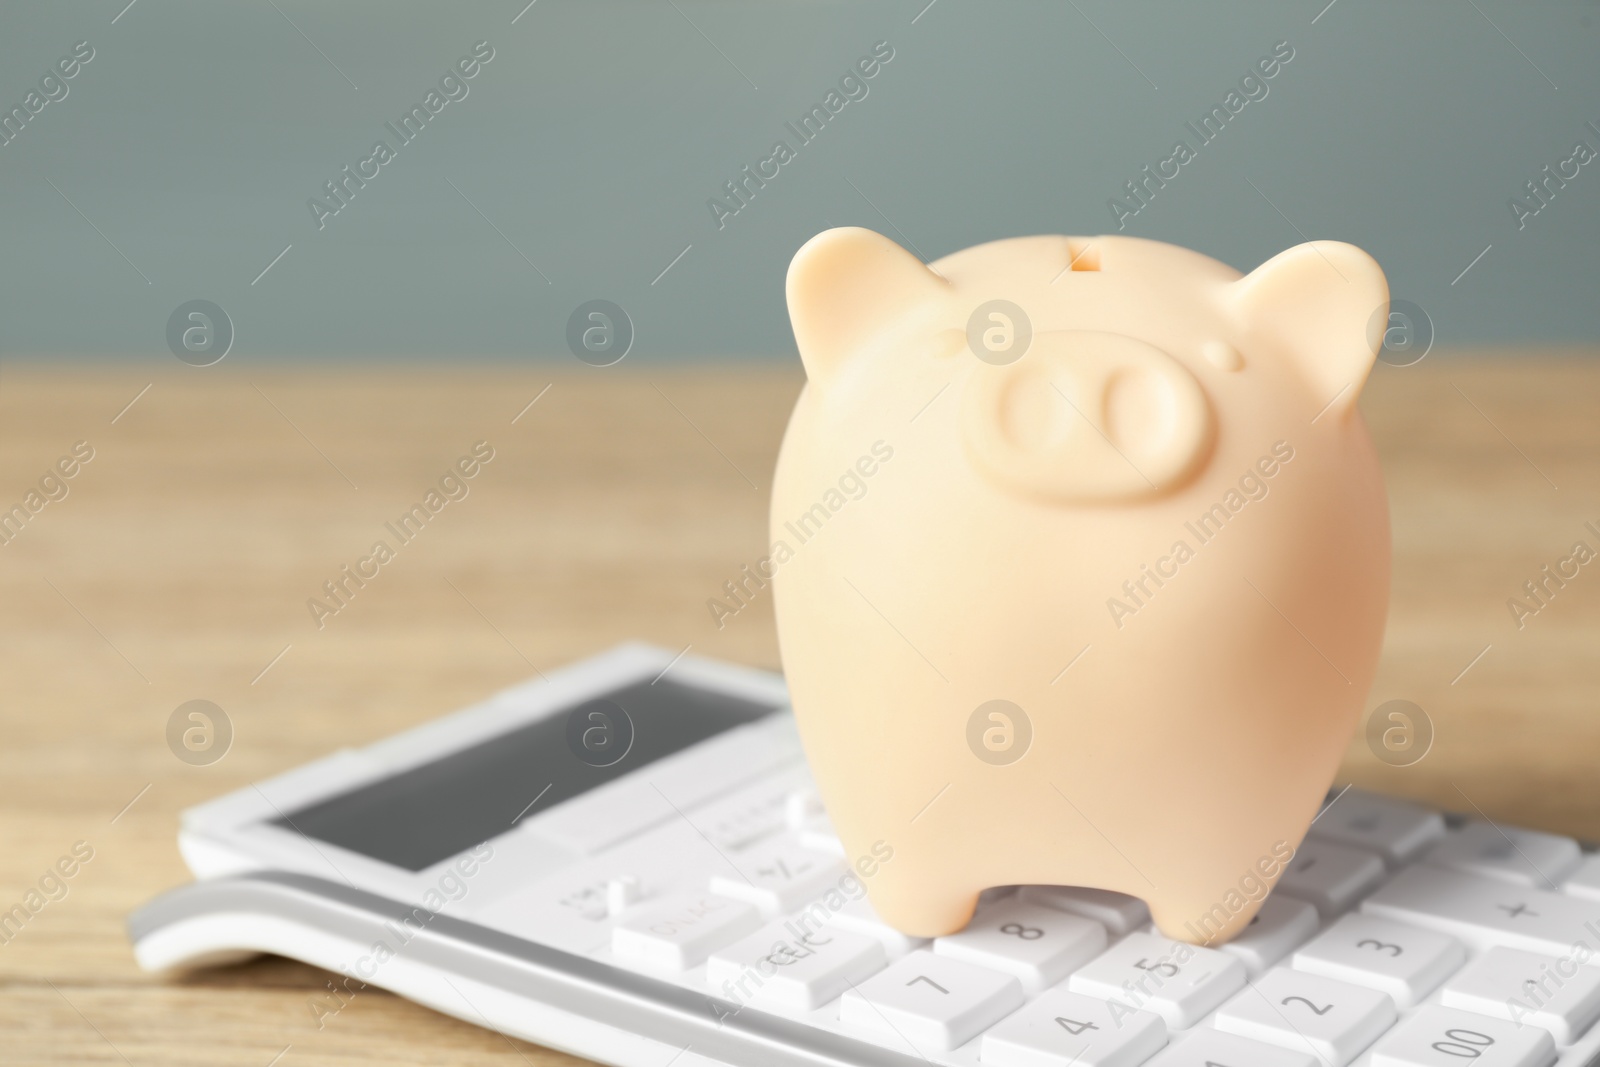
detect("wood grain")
(1, 355), (1597, 1065)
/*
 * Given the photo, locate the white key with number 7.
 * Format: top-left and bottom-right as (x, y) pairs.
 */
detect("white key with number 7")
(1370, 1004), (1556, 1067)
(980, 988), (1167, 1067)
(838, 948), (1023, 1053)
(1215, 966), (1397, 1067)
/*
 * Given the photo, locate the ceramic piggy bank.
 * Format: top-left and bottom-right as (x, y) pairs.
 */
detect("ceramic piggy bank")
(770, 228), (1390, 944)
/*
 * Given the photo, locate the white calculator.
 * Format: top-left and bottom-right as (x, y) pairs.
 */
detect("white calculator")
(131, 644), (1600, 1067)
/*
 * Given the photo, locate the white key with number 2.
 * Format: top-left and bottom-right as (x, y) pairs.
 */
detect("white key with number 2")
(838, 948), (1023, 1053)
(1215, 966), (1397, 1067)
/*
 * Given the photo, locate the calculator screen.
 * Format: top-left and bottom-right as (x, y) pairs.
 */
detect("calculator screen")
(272, 677), (780, 871)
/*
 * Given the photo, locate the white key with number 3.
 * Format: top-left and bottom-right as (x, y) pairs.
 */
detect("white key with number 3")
(1292, 913), (1466, 1008)
(935, 898), (1106, 994)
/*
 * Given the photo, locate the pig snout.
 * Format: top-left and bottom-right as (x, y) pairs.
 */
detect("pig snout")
(960, 331), (1214, 502)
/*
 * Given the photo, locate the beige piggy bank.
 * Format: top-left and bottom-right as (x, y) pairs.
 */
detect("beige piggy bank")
(770, 228), (1390, 944)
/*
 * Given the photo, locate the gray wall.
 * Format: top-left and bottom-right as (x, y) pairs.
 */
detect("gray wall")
(1, 0), (1597, 363)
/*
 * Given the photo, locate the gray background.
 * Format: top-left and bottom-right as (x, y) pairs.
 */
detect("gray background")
(1, 0), (1596, 363)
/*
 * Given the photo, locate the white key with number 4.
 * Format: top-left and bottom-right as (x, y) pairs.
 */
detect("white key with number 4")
(935, 898), (1105, 994)
(980, 988), (1167, 1067)
(1069, 932), (1247, 1029)
(1216, 967), (1397, 1067)
(1441, 947), (1600, 1046)
(1292, 913), (1466, 1008)
(838, 948), (1023, 1053)
(1146, 1028), (1318, 1067)
(1370, 1004), (1555, 1067)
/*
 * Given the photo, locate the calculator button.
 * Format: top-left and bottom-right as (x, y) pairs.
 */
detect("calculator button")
(1291, 913), (1466, 1008)
(838, 949), (1024, 1054)
(1441, 947), (1600, 1045)
(1369, 1004), (1556, 1067)
(1068, 932), (1247, 1029)
(705, 921), (885, 1012)
(1146, 1028), (1318, 1067)
(935, 898), (1106, 994)
(980, 988), (1167, 1067)
(708, 839), (846, 915)
(827, 893), (930, 957)
(1220, 896), (1320, 978)
(1023, 885), (1151, 935)
(611, 892), (761, 970)
(1425, 823), (1583, 889)
(798, 816), (844, 857)
(1560, 856), (1600, 903)
(1276, 840), (1386, 918)
(1307, 790), (1447, 868)
(1361, 865), (1600, 955)
(1215, 967), (1397, 1067)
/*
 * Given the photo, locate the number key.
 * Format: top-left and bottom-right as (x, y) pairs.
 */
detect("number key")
(1293, 913), (1467, 1008)
(1215, 966), (1397, 1067)
(981, 988), (1167, 1067)
(935, 898), (1106, 993)
(1068, 932), (1247, 1029)
(838, 949), (1023, 1053)
(1370, 1004), (1555, 1067)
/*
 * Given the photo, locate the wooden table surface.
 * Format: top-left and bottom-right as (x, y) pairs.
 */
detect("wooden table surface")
(2, 355), (1598, 1066)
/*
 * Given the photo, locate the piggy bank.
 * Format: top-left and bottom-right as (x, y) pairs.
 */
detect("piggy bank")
(770, 228), (1390, 943)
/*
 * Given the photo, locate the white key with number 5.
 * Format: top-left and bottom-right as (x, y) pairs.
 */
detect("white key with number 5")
(1215, 966), (1397, 1067)
(935, 898), (1106, 994)
(1069, 932), (1247, 1029)
(1292, 913), (1466, 1008)
(838, 948), (1023, 1053)
(980, 988), (1167, 1067)
(1370, 1004), (1556, 1067)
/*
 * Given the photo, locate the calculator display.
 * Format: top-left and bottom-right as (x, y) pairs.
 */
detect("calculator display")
(272, 677), (779, 871)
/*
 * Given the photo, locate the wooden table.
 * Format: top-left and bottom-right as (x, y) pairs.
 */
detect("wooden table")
(2, 355), (1598, 1065)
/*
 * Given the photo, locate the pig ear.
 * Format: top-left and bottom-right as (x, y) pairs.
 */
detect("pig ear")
(1230, 242), (1388, 420)
(786, 227), (948, 383)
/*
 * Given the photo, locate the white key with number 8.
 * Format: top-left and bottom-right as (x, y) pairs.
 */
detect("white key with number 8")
(1370, 1004), (1556, 1067)
(838, 948), (1023, 1053)
(935, 898), (1106, 994)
